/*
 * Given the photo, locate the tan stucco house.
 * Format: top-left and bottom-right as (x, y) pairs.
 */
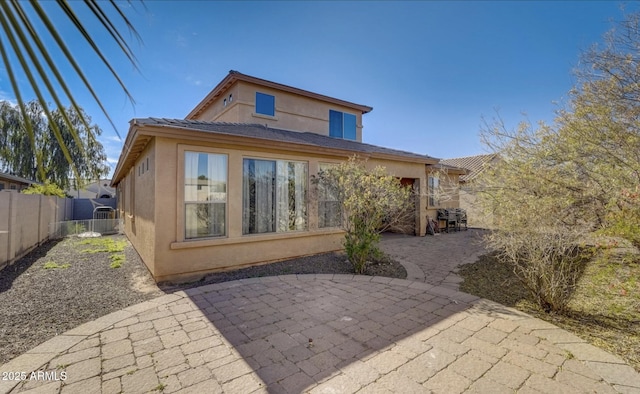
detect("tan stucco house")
(112, 70), (461, 282)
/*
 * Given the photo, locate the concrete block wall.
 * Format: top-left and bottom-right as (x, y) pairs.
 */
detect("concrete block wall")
(0, 192), (71, 271)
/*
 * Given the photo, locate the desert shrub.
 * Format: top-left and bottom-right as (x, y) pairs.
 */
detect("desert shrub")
(603, 188), (640, 249)
(476, 13), (640, 313)
(487, 227), (592, 313)
(313, 156), (414, 274)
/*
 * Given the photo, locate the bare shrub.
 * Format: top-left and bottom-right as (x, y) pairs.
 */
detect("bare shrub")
(486, 227), (591, 313)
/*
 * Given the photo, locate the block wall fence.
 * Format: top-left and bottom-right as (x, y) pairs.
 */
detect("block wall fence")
(0, 192), (72, 271)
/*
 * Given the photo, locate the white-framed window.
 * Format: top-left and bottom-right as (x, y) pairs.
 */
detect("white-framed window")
(242, 158), (307, 234)
(317, 163), (342, 228)
(184, 152), (228, 239)
(428, 176), (439, 207)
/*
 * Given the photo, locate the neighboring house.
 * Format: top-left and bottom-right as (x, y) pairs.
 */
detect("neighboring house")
(67, 179), (116, 199)
(440, 154), (500, 228)
(0, 172), (37, 192)
(112, 70), (456, 282)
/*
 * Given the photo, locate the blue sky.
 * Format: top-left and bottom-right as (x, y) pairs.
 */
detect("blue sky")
(0, 1), (635, 176)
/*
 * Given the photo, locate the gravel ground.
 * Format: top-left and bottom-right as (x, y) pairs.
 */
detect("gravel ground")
(0, 235), (405, 365)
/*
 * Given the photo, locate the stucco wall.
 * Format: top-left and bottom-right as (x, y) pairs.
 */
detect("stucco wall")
(425, 171), (462, 232)
(119, 139), (156, 275)
(128, 136), (427, 282)
(193, 84), (240, 123)
(192, 81), (364, 142)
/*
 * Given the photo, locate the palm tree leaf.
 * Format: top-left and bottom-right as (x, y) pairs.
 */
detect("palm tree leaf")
(0, 0), (141, 182)
(5, 1), (86, 159)
(56, 1), (137, 104)
(0, 2), (79, 180)
(86, 0), (140, 66)
(28, 1), (127, 137)
(10, 1), (95, 138)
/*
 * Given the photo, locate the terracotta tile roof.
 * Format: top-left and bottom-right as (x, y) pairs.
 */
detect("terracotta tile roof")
(440, 154), (498, 182)
(132, 118), (436, 162)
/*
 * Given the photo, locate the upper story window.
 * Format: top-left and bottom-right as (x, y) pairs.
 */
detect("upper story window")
(255, 92), (275, 116)
(329, 110), (356, 140)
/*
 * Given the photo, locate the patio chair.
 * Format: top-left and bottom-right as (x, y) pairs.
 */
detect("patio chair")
(446, 209), (458, 233)
(456, 208), (468, 231)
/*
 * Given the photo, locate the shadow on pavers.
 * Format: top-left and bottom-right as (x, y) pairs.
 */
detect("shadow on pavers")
(179, 275), (523, 393)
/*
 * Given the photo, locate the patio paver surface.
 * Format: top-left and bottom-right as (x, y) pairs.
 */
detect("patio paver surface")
(1, 230), (639, 393)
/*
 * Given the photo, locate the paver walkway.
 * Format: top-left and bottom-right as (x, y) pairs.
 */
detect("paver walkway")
(2, 232), (640, 393)
(379, 229), (488, 289)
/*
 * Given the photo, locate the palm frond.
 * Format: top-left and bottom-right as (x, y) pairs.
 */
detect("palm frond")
(0, 0), (141, 184)
(2, 1), (81, 177)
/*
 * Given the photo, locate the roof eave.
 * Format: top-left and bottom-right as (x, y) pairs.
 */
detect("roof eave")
(112, 121), (435, 179)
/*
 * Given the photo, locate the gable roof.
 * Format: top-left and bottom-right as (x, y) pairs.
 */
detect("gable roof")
(0, 172), (38, 185)
(440, 154), (498, 182)
(186, 70), (373, 119)
(112, 118), (436, 185)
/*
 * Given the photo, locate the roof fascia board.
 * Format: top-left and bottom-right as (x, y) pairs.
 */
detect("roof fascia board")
(111, 123), (141, 186)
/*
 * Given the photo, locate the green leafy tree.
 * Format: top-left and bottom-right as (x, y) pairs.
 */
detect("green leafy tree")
(0, 1), (140, 179)
(22, 181), (66, 198)
(0, 100), (109, 190)
(477, 12), (640, 312)
(313, 156), (414, 274)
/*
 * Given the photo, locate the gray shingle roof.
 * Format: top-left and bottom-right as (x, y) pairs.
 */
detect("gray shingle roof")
(0, 172), (38, 185)
(132, 118), (436, 162)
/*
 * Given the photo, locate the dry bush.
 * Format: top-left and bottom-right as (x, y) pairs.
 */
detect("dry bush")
(487, 227), (592, 313)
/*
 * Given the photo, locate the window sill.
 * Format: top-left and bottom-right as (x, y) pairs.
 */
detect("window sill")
(170, 228), (344, 250)
(252, 113), (278, 121)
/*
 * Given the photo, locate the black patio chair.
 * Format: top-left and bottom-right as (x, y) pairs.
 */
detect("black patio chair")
(456, 208), (468, 231)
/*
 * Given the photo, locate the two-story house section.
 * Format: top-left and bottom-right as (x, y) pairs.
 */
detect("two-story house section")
(112, 70), (440, 283)
(186, 70), (371, 142)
